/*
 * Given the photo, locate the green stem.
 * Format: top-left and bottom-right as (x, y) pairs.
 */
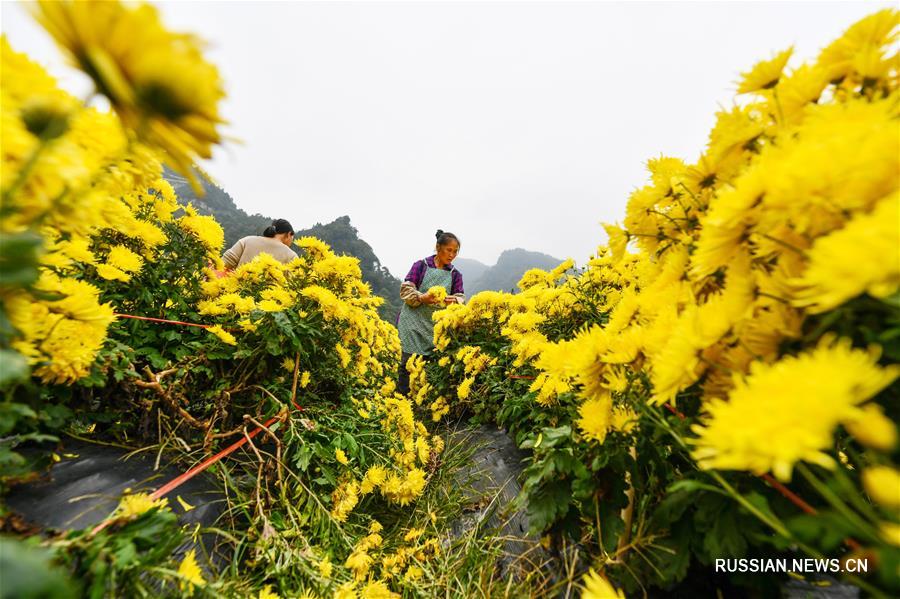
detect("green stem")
(677, 182), (704, 209)
(829, 460), (883, 526)
(649, 406), (890, 595)
(759, 233), (806, 255)
(648, 405), (790, 537)
(707, 469), (790, 537)
(797, 464), (881, 544)
(757, 291), (791, 304)
(648, 209), (687, 232)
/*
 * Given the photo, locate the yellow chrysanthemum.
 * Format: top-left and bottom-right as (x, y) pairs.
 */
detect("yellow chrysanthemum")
(206, 324), (236, 346)
(403, 527), (424, 542)
(336, 343), (352, 368)
(6, 275), (115, 384)
(737, 47), (793, 94)
(176, 549), (205, 596)
(331, 480), (359, 522)
(106, 245), (144, 273)
(862, 466), (900, 509)
(29, 0), (226, 189)
(360, 580), (399, 599)
(178, 205), (224, 252)
(692, 337), (899, 481)
(611, 405), (638, 434)
(844, 404), (897, 451)
(360, 465), (387, 495)
(344, 548), (372, 580)
(816, 9), (899, 82)
(258, 586), (281, 599)
(95, 262), (131, 282)
(380, 468), (427, 506)
(318, 556), (333, 579)
(456, 376), (474, 400)
(115, 492), (168, 518)
(577, 396), (612, 444)
(56, 237), (97, 265)
(793, 194), (899, 312)
(426, 285), (447, 304)
(335, 448), (349, 465)
(333, 582), (357, 599)
(295, 236), (334, 260)
(581, 569), (625, 599)
(881, 522), (900, 547)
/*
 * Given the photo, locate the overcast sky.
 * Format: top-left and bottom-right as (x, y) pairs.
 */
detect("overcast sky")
(3, 1), (893, 278)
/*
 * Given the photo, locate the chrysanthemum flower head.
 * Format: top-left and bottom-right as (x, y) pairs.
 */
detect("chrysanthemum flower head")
(115, 491), (168, 518)
(176, 549), (205, 596)
(30, 0), (226, 191)
(692, 336), (899, 481)
(737, 47), (793, 94)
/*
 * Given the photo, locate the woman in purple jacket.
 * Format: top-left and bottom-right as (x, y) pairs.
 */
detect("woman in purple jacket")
(396, 230), (465, 395)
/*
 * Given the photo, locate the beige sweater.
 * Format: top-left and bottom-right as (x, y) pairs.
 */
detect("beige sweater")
(222, 236), (297, 269)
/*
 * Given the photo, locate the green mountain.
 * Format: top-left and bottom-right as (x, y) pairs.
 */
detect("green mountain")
(469, 248), (563, 294)
(452, 257), (489, 287)
(163, 167), (271, 247)
(163, 168), (403, 322)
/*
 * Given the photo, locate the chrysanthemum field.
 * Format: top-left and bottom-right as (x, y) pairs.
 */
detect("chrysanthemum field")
(1, 3), (898, 598)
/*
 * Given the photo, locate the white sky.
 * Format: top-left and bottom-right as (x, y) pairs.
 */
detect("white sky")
(2, 1), (893, 278)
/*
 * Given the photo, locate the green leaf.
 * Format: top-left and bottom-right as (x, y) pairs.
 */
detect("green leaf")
(526, 480), (572, 533)
(539, 425), (572, 448)
(0, 537), (79, 598)
(0, 401), (37, 435)
(0, 231), (42, 289)
(702, 501), (747, 559)
(342, 432), (359, 453)
(0, 349), (29, 387)
(295, 445), (313, 471)
(787, 511), (854, 552)
(667, 479), (725, 495)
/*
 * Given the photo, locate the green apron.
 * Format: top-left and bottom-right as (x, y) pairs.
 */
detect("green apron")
(398, 263), (453, 355)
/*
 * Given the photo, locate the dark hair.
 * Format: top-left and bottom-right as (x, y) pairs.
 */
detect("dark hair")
(263, 219), (294, 237)
(435, 229), (460, 247)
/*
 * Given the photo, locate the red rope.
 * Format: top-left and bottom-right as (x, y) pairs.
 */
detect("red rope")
(664, 402), (686, 420)
(760, 473), (817, 516)
(91, 401), (302, 535)
(660, 401), (862, 550)
(114, 313), (212, 329)
(148, 416), (280, 500)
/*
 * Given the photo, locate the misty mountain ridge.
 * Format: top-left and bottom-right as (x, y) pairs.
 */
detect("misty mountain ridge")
(465, 248), (563, 294)
(451, 257), (489, 284)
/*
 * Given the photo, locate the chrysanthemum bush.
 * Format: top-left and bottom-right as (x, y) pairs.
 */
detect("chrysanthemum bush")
(1, 3), (459, 598)
(413, 9), (900, 596)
